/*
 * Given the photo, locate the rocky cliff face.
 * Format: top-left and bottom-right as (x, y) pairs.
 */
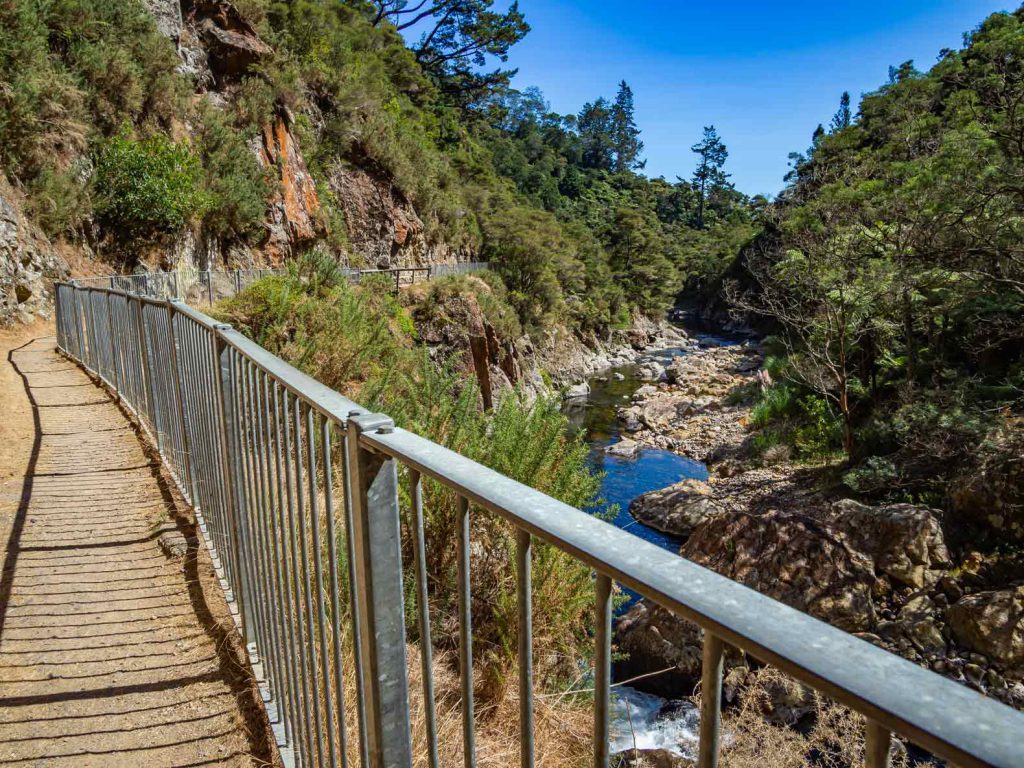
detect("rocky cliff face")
(329, 165), (467, 269)
(257, 114), (326, 263)
(1, 184), (69, 327)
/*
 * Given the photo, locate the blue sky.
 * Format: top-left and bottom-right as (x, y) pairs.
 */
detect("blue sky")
(493, 1), (1017, 196)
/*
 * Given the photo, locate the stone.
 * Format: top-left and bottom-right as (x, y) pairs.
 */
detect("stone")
(825, 499), (951, 588)
(256, 114), (325, 261)
(142, 0), (183, 39)
(564, 382), (590, 400)
(188, 0), (274, 82)
(636, 360), (667, 382)
(1, 183), (69, 326)
(330, 164), (467, 268)
(606, 438), (640, 458)
(614, 601), (708, 696)
(613, 749), (694, 768)
(681, 510), (878, 632)
(628, 479), (721, 538)
(613, 372), (626, 381)
(948, 587), (1024, 667)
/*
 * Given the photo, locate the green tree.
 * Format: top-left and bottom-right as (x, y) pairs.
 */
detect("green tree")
(691, 125), (729, 229)
(577, 98), (615, 170)
(370, 0), (529, 96)
(829, 91), (852, 132)
(611, 80), (644, 172)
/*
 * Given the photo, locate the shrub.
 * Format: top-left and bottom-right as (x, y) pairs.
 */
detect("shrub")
(750, 382), (799, 428)
(196, 107), (270, 241)
(94, 130), (208, 237)
(216, 261), (601, 692)
(793, 395), (844, 460)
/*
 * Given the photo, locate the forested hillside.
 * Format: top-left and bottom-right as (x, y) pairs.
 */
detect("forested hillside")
(0, 0), (755, 334)
(723, 8), (1024, 544)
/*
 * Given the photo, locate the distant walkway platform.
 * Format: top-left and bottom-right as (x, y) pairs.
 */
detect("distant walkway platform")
(0, 337), (272, 767)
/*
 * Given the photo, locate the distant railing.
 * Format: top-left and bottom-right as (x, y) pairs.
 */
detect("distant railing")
(53, 281), (1024, 768)
(73, 262), (491, 304)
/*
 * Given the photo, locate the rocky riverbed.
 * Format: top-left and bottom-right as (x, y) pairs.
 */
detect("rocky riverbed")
(605, 336), (1024, 716)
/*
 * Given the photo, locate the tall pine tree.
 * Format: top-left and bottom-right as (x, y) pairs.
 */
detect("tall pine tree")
(611, 80), (644, 171)
(691, 125), (729, 229)
(830, 91), (852, 132)
(577, 98), (615, 170)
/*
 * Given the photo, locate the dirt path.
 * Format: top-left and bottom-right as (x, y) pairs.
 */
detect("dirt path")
(0, 332), (276, 767)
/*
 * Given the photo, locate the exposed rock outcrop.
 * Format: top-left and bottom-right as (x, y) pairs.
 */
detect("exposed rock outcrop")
(614, 601), (710, 697)
(329, 164), (465, 268)
(257, 114), (325, 262)
(948, 587), (1024, 667)
(825, 499), (951, 589)
(186, 0), (273, 83)
(680, 510), (878, 632)
(628, 479), (721, 538)
(1, 185), (69, 326)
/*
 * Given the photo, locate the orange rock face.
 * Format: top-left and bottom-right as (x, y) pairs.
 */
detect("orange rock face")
(258, 116), (324, 263)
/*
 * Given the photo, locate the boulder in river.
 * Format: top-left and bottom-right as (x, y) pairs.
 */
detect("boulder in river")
(628, 479), (721, 538)
(564, 382), (590, 400)
(607, 438), (640, 458)
(824, 499), (950, 588)
(680, 510), (878, 632)
(948, 587), (1024, 667)
(613, 749), (694, 768)
(637, 360), (667, 382)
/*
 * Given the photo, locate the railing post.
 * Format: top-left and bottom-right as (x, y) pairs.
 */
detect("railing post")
(105, 292), (120, 399)
(166, 300), (195, 503)
(698, 632), (725, 768)
(346, 412), (413, 768)
(211, 323), (253, 645)
(865, 721), (892, 768)
(71, 283), (84, 361)
(133, 297), (158, 446)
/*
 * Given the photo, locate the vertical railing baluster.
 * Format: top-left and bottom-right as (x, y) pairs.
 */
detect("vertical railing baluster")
(698, 633), (724, 768)
(457, 494), (476, 768)
(343, 410), (371, 768)
(594, 574), (612, 768)
(296, 400), (328, 767)
(282, 390), (318, 766)
(865, 721), (892, 768)
(322, 419), (351, 768)
(410, 469), (440, 768)
(346, 412), (412, 768)
(307, 408), (341, 768)
(517, 528), (534, 768)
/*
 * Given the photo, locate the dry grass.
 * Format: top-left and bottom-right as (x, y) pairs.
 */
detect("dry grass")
(705, 667), (910, 768)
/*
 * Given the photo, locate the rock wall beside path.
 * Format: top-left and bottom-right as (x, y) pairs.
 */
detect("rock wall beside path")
(0, 184), (69, 327)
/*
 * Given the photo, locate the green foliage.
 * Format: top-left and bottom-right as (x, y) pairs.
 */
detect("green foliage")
(94, 131), (207, 237)
(738, 7), (1024, 516)
(195, 107), (270, 241)
(0, 0), (185, 232)
(750, 382), (799, 428)
(217, 265), (601, 683)
(793, 395), (844, 460)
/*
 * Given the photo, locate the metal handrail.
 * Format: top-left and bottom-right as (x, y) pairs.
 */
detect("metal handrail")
(52, 280), (1024, 768)
(72, 262), (491, 303)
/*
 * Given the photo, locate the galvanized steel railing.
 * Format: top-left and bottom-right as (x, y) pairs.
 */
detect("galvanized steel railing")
(73, 262), (491, 305)
(53, 280), (1024, 768)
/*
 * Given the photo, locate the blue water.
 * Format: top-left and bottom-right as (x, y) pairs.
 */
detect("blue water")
(563, 347), (710, 555)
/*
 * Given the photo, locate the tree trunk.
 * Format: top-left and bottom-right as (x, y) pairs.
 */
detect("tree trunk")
(903, 287), (916, 388)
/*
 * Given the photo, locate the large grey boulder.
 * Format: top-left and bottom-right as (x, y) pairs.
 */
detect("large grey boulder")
(628, 479), (720, 538)
(825, 499), (950, 588)
(680, 510), (878, 632)
(948, 587), (1024, 668)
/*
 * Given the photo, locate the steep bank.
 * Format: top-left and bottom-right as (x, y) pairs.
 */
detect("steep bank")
(610, 337), (1024, 715)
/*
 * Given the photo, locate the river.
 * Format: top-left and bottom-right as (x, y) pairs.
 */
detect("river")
(563, 341), (733, 760)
